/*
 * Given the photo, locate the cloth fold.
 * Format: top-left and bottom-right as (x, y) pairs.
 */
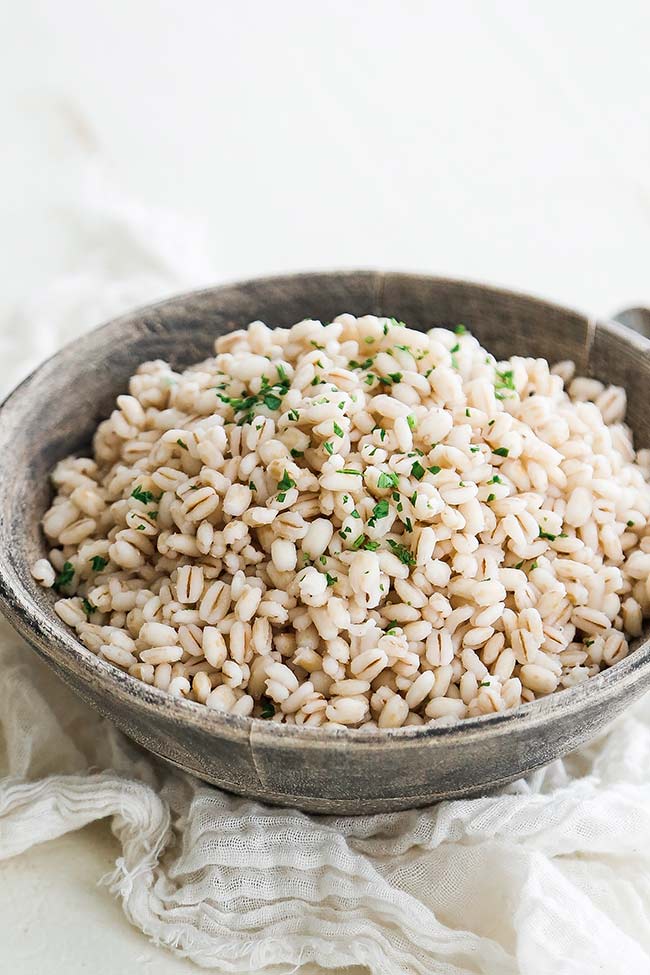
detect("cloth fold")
(1, 127), (649, 974)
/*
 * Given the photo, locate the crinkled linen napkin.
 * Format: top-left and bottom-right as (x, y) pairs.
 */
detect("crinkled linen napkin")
(1, 148), (650, 975)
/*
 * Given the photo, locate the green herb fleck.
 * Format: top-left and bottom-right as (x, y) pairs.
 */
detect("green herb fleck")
(493, 447), (509, 457)
(54, 562), (75, 591)
(455, 324), (467, 335)
(411, 460), (425, 481)
(260, 699), (275, 719)
(427, 465), (441, 475)
(487, 493), (496, 502)
(407, 414), (416, 431)
(370, 499), (389, 523)
(378, 471), (399, 489)
(82, 598), (96, 616)
(277, 471), (296, 492)
(495, 368), (516, 392)
(333, 422), (344, 438)
(131, 485), (155, 505)
(387, 540), (415, 566)
(90, 556), (108, 572)
(325, 572), (338, 587)
(539, 530), (556, 541)
(263, 392), (282, 410)
(176, 438), (188, 450)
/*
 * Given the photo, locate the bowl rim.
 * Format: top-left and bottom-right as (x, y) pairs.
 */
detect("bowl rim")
(1, 269), (650, 749)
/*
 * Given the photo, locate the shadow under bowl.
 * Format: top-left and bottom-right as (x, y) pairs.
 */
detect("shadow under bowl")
(1, 271), (649, 814)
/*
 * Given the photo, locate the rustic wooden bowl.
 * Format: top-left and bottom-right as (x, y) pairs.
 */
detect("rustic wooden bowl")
(1, 272), (649, 814)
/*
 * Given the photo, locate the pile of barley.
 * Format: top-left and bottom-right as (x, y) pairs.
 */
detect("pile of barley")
(31, 314), (650, 729)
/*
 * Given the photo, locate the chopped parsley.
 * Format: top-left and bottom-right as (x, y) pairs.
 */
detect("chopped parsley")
(260, 699), (275, 719)
(288, 409), (300, 422)
(378, 471), (399, 489)
(82, 598), (96, 616)
(349, 357), (374, 371)
(90, 556), (108, 572)
(324, 441), (334, 455)
(369, 499), (389, 526)
(333, 422), (344, 438)
(627, 520), (635, 527)
(450, 342), (460, 354)
(495, 368), (516, 391)
(487, 493), (496, 502)
(514, 561), (524, 570)
(277, 471), (296, 492)
(325, 573), (338, 587)
(351, 509), (361, 519)
(249, 481), (257, 492)
(264, 392), (282, 410)
(493, 447), (509, 457)
(176, 438), (189, 450)
(131, 485), (155, 505)
(411, 460), (425, 481)
(427, 465), (441, 475)
(387, 539), (415, 565)
(455, 324), (467, 334)
(539, 530), (556, 541)
(488, 475), (502, 484)
(290, 449), (304, 458)
(465, 408), (471, 417)
(407, 414), (416, 431)
(53, 562), (75, 591)
(478, 680), (491, 688)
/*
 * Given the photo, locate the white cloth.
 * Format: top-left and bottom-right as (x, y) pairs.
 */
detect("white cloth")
(1, 141), (650, 975)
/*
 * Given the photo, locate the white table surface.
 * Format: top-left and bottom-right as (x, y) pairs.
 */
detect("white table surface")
(1, 2), (650, 971)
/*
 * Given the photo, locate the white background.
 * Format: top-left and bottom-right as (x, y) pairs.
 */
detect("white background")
(1, 2), (650, 972)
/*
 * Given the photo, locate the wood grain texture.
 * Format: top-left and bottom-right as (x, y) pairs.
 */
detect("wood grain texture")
(1, 272), (649, 814)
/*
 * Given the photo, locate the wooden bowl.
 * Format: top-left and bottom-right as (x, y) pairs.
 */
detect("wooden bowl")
(1, 272), (649, 814)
